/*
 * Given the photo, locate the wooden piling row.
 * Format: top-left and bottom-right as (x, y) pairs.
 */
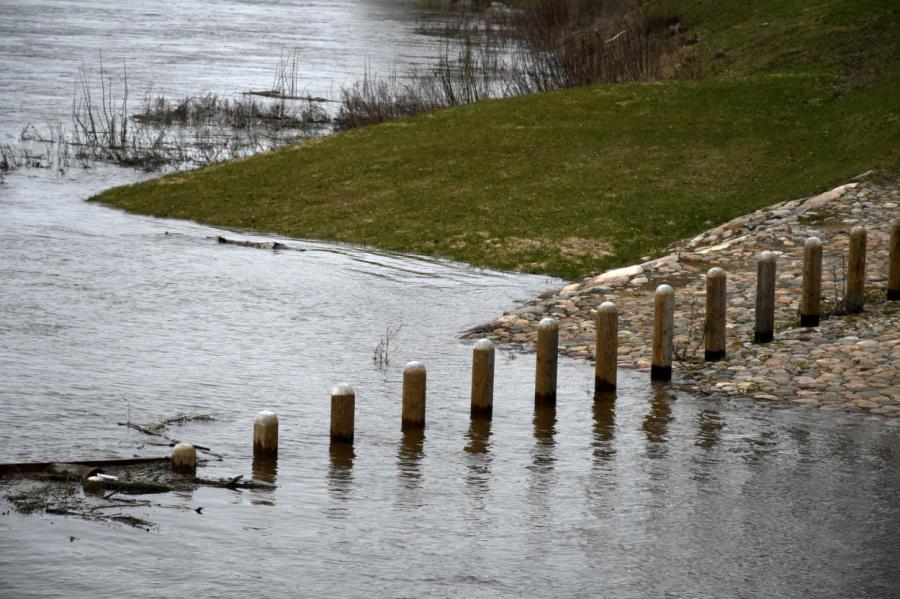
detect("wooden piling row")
(705, 268), (727, 361)
(800, 237), (823, 327)
(754, 251), (776, 344)
(845, 226), (867, 313)
(594, 302), (618, 393)
(211, 224), (900, 466)
(330, 385), (355, 443)
(651, 285), (675, 382)
(402, 361), (427, 430)
(253, 410), (279, 457)
(888, 219), (899, 300)
(471, 339), (495, 417)
(535, 317), (559, 405)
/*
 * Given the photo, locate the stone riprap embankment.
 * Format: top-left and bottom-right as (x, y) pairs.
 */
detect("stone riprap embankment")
(465, 178), (900, 417)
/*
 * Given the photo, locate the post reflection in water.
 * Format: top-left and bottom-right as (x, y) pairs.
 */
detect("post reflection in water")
(643, 385), (674, 457)
(397, 428), (425, 486)
(250, 455), (278, 506)
(531, 404), (557, 469)
(328, 442), (355, 503)
(696, 406), (725, 449)
(464, 417), (492, 498)
(592, 392), (617, 462)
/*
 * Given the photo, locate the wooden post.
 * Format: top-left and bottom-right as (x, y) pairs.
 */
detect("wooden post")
(83, 476), (106, 495)
(470, 339), (495, 417)
(844, 226), (867, 313)
(330, 385), (355, 443)
(534, 317), (558, 405)
(402, 361), (426, 430)
(800, 237), (823, 327)
(705, 268), (726, 361)
(171, 442), (197, 472)
(651, 284), (675, 381)
(754, 251), (776, 343)
(253, 411), (279, 457)
(594, 302), (618, 393)
(888, 219), (900, 300)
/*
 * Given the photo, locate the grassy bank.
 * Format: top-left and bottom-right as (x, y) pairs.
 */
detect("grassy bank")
(92, 0), (900, 280)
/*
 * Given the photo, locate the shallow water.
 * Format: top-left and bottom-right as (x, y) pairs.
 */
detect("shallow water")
(2, 2), (900, 597)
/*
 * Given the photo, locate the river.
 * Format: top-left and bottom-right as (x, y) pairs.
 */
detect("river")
(1, 2), (899, 597)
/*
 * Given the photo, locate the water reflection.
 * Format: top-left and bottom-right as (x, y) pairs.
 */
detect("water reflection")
(398, 428), (425, 487)
(592, 394), (616, 462)
(249, 455), (279, 506)
(464, 417), (492, 500)
(531, 404), (556, 470)
(328, 442), (355, 504)
(643, 386), (674, 458)
(696, 407), (725, 450)
(251, 455), (278, 483)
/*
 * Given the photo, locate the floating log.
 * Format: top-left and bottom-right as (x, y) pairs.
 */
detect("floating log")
(214, 235), (288, 250)
(0, 457), (169, 477)
(48, 463), (99, 481)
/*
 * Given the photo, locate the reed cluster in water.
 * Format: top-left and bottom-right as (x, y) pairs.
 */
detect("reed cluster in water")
(1, 0), (699, 177)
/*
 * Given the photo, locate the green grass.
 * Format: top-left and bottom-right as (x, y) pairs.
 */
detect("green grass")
(92, 0), (900, 280)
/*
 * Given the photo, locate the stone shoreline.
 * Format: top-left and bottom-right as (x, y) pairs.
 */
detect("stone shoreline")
(465, 178), (900, 418)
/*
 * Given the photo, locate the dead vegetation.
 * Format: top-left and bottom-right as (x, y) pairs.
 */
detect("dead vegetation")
(335, 0), (701, 129)
(1, 410), (274, 531)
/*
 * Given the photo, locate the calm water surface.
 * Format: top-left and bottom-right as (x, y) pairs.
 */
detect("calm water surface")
(1, 2), (899, 598)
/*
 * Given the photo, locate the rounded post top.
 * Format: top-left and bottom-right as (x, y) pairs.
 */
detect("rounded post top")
(598, 301), (618, 314)
(331, 384), (355, 397)
(707, 267), (726, 278)
(473, 338), (494, 352)
(655, 284), (674, 296)
(404, 360), (426, 375)
(759, 251), (776, 263)
(537, 317), (558, 330)
(173, 441), (194, 452)
(850, 225), (866, 237)
(255, 410), (278, 424)
(805, 236), (823, 248)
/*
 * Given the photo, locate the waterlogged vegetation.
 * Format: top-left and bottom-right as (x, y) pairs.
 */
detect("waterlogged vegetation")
(93, 0), (900, 279)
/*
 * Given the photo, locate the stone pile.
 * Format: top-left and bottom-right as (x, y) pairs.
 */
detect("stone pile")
(465, 178), (900, 417)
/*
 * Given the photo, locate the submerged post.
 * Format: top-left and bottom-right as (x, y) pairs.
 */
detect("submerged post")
(888, 219), (900, 300)
(651, 284), (675, 382)
(470, 339), (495, 417)
(754, 251), (776, 343)
(330, 385), (355, 443)
(844, 226), (867, 313)
(535, 317), (559, 405)
(402, 361), (426, 430)
(253, 410), (279, 457)
(800, 237), (823, 327)
(705, 268), (726, 361)
(171, 442), (197, 473)
(594, 302), (618, 393)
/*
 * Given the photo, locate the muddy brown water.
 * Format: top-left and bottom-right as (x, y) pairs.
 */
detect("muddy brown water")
(1, 2), (900, 597)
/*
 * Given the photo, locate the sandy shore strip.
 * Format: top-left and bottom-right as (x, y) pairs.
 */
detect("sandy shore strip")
(465, 178), (900, 417)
